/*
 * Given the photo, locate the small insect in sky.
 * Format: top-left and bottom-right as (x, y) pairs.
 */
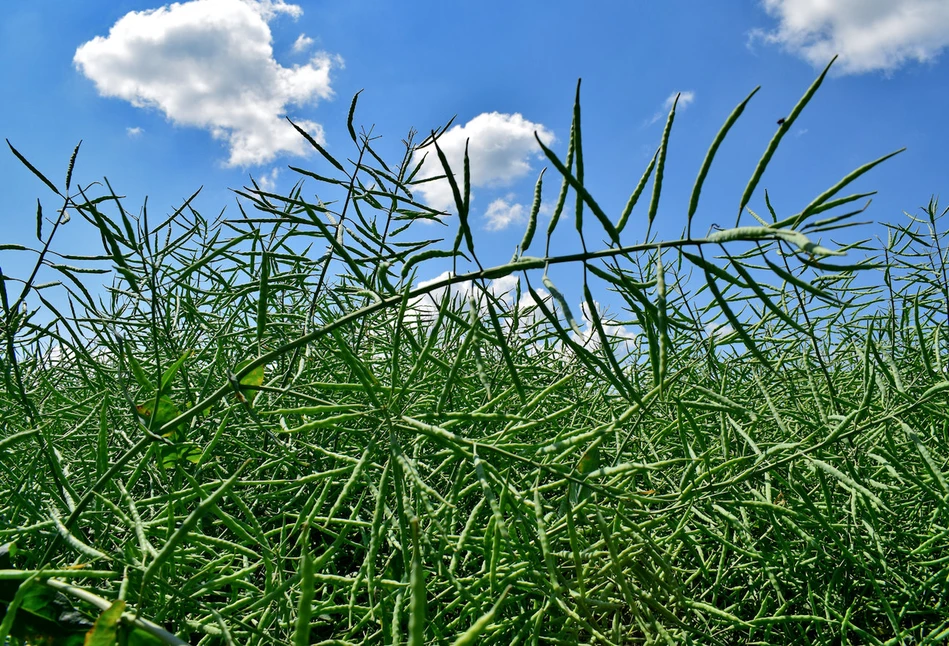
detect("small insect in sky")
(776, 117), (786, 125)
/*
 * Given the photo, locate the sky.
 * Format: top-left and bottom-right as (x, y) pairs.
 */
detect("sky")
(2, 0), (948, 350)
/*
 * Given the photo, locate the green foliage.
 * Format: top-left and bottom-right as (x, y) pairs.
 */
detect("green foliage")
(84, 599), (124, 646)
(2, 60), (948, 644)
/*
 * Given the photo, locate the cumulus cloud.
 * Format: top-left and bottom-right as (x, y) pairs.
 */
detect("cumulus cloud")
(412, 112), (554, 214)
(484, 195), (527, 231)
(750, 0), (949, 75)
(126, 126), (143, 137)
(292, 33), (314, 53)
(646, 90), (695, 126)
(74, 0), (341, 167)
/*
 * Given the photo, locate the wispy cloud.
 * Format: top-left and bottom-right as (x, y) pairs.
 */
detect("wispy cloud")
(646, 90), (695, 126)
(411, 112), (554, 214)
(126, 126), (143, 138)
(74, 0), (342, 167)
(750, 0), (949, 75)
(292, 33), (314, 53)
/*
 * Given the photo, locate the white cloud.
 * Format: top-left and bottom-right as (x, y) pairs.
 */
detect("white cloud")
(42, 344), (73, 368)
(402, 273), (639, 367)
(487, 274), (520, 302)
(412, 112), (554, 213)
(126, 126), (143, 137)
(524, 297), (638, 365)
(249, 0), (302, 19)
(405, 271), (542, 333)
(406, 271), (468, 326)
(647, 90), (695, 126)
(40, 342), (117, 370)
(572, 300), (638, 358)
(292, 33), (314, 53)
(484, 195), (527, 231)
(407, 271), (519, 323)
(255, 167), (280, 191)
(74, 0), (341, 167)
(751, 0), (949, 75)
(666, 91), (696, 111)
(706, 322), (735, 339)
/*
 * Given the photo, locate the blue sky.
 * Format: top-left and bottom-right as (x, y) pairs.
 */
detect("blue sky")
(2, 0), (948, 344)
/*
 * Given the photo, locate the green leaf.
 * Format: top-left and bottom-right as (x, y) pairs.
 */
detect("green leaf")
(0, 580), (90, 645)
(83, 599), (125, 646)
(135, 395), (182, 436)
(0, 571), (36, 642)
(235, 359), (265, 404)
(157, 442), (202, 470)
(136, 394), (191, 469)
